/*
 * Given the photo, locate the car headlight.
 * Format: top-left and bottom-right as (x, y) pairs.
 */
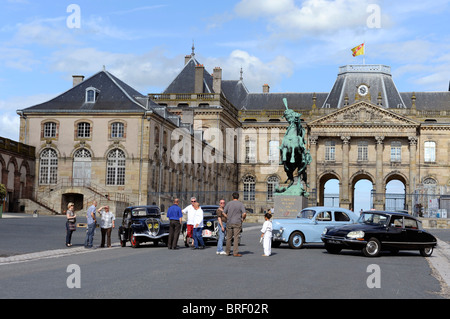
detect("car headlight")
(322, 228), (328, 235)
(347, 231), (365, 239)
(279, 227), (284, 234)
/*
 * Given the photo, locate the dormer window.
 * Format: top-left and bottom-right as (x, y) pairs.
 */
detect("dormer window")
(85, 87), (99, 103)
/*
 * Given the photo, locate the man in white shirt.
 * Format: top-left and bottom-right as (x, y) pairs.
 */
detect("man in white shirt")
(182, 197), (197, 246)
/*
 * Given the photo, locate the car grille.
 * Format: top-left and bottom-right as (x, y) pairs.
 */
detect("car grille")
(146, 218), (160, 236)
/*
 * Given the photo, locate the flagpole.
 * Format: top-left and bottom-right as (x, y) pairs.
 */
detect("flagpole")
(363, 42), (366, 65)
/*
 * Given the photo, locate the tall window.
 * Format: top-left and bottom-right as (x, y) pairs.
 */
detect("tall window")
(243, 175), (255, 201)
(325, 140), (336, 161)
(357, 141), (368, 161)
(269, 140), (279, 163)
(39, 148), (58, 184)
(245, 139), (256, 163)
(43, 122), (57, 138)
(106, 149), (126, 185)
(267, 176), (279, 201)
(77, 122), (91, 138)
(111, 122), (124, 138)
(391, 141), (402, 162)
(424, 141), (436, 162)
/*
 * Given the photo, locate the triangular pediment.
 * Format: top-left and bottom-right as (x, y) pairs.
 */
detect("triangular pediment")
(309, 101), (419, 127)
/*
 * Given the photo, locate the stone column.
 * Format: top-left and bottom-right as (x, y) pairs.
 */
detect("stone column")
(340, 136), (351, 209)
(408, 136), (418, 210)
(308, 136), (318, 205)
(374, 136), (385, 210)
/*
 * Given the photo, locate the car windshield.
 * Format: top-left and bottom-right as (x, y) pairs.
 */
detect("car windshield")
(358, 212), (388, 226)
(297, 210), (316, 219)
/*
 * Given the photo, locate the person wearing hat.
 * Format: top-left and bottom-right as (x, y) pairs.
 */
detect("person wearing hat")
(65, 202), (77, 247)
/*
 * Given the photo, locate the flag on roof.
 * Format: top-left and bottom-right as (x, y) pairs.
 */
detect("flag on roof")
(351, 43), (365, 57)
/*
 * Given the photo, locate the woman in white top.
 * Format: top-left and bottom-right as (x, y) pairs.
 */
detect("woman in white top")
(192, 201), (205, 249)
(98, 205), (115, 248)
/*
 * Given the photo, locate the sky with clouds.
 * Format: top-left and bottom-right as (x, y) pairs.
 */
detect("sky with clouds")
(1, 0), (449, 143)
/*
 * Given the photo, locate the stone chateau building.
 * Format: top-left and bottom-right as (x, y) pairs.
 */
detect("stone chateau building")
(16, 49), (450, 216)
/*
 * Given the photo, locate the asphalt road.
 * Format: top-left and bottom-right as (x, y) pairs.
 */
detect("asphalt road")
(0, 213), (449, 300)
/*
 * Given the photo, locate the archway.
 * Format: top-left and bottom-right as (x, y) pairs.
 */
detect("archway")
(385, 179), (406, 212)
(351, 172), (374, 213)
(62, 193), (84, 213)
(318, 172), (340, 206)
(324, 179), (340, 207)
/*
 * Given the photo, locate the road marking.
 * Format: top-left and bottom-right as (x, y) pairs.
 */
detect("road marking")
(0, 244), (121, 265)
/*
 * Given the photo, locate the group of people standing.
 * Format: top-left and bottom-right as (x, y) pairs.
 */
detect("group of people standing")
(65, 200), (116, 249)
(167, 192), (273, 257)
(65, 193), (273, 257)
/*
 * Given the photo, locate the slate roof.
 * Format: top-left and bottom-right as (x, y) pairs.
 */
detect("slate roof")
(163, 56), (214, 94)
(19, 70), (152, 113)
(322, 65), (407, 109)
(400, 92), (450, 111)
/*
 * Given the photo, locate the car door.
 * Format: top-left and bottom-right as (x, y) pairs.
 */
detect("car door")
(384, 215), (405, 247)
(403, 217), (427, 248)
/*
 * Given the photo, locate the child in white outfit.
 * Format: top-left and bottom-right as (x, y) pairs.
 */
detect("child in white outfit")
(260, 213), (273, 256)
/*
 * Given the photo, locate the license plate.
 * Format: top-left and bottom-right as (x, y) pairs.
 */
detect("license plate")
(328, 240), (342, 244)
(202, 229), (212, 237)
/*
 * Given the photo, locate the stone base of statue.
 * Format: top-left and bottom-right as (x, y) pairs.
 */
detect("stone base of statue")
(273, 194), (308, 218)
(273, 178), (309, 218)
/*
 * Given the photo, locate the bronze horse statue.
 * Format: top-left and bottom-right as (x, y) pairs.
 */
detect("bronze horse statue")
(278, 98), (311, 192)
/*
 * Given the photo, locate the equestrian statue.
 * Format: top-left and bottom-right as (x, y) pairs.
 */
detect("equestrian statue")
(275, 98), (311, 197)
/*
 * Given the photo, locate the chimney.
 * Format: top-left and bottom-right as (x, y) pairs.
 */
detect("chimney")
(213, 67), (222, 94)
(72, 75), (84, 87)
(263, 84), (270, 93)
(185, 55), (192, 65)
(195, 64), (204, 93)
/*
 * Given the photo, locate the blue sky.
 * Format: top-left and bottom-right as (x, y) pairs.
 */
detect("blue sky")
(1, 0), (449, 144)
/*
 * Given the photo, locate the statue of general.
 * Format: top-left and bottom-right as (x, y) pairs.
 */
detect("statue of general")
(275, 98), (311, 196)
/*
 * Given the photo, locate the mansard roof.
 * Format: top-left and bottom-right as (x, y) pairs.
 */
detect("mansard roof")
(20, 70), (150, 113)
(161, 58), (448, 112)
(322, 65), (406, 109)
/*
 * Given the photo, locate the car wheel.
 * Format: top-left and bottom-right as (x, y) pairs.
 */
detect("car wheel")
(289, 231), (305, 249)
(363, 237), (381, 257)
(130, 234), (140, 248)
(325, 243), (342, 254)
(420, 246), (433, 257)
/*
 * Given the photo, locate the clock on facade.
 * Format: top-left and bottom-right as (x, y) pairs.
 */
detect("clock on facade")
(358, 84), (369, 96)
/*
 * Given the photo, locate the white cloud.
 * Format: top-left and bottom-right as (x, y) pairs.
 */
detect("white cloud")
(49, 47), (185, 93)
(234, 0), (381, 37)
(204, 50), (295, 92)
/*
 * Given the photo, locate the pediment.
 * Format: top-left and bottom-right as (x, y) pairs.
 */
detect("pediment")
(309, 101), (419, 127)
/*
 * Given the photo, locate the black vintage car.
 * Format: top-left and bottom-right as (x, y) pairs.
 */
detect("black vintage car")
(321, 211), (437, 257)
(118, 205), (170, 248)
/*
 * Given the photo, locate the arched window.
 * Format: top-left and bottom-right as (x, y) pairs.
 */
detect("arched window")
(243, 175), (255, 201)
(39, 148), (58, 184)
(106, 149), (126, 185)
(267, 176), (279, 201)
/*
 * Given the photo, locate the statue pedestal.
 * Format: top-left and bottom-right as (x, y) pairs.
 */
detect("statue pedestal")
(273, 195), (308, 218)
